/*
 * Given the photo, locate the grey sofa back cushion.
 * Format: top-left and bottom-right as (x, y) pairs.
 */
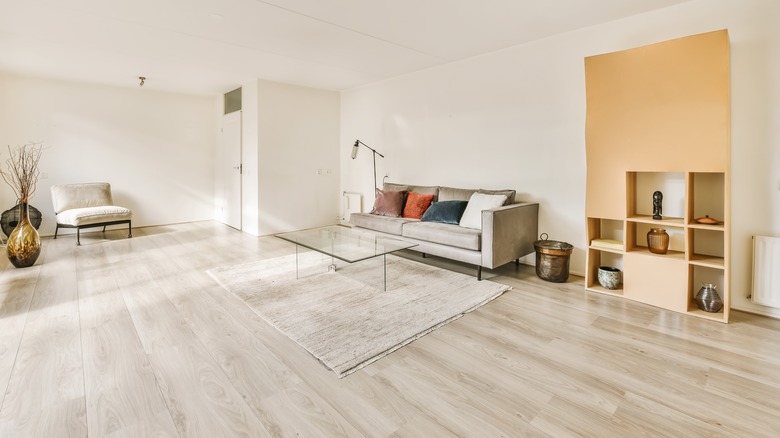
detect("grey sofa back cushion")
(439, 186), (477, 202)
(383, 182), (439, 202)
(479, 188), (516, 205)
(383, 182), (409, 192)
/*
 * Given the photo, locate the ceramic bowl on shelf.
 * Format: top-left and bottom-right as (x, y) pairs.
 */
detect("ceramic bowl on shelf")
(597, 266), (622, 290)
(694, 215), (722, 225)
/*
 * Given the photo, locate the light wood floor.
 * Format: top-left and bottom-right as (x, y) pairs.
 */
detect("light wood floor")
(1, 221), (779, 437)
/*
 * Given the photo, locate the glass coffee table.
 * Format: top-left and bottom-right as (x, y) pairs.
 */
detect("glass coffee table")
(275, 225), (417, 291)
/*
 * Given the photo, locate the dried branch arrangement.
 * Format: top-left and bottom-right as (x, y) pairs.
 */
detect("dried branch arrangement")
(1, 142), (44, 203)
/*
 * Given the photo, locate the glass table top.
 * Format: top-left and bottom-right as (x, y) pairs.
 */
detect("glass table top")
(275, 225), (417, 263)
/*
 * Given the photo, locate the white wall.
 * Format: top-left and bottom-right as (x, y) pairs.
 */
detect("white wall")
(239, 79), (340, 236)
(340, 0), (780, 317)
(0, 72), (216, 237)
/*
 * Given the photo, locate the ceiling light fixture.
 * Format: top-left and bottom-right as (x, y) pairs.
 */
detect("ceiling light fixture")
(138, 76), (146, 87)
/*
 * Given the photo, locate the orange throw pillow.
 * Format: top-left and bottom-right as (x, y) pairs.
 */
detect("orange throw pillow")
(403, 191), (435, 219)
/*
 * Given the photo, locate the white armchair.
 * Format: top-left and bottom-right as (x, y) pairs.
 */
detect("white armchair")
(50, 182), (132, 246)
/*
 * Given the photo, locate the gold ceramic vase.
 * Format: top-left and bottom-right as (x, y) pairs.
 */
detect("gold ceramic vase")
(6, 202), (41, 268)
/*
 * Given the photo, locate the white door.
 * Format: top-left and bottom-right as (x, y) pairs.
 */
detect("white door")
(220, 111), (242, 229)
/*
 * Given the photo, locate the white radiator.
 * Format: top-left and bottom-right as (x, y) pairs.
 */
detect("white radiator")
(342, 192), (363, 221)
(751, 235), (780, 308)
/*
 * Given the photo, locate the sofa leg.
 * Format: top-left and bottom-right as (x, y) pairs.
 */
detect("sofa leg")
(102, 225), (107, 232)
(477, 266), (483, 281)
(514, 258), (520, 265)
(128, 221), (132, 238)
(54, 224), (59, 240)
(422, 253), (427, 258)
(77, 228), (81, 246)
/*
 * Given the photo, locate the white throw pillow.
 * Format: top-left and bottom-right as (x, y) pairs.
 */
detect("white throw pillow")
(458, 193), (508, 230)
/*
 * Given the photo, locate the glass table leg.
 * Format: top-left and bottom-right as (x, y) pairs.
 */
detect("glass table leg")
(295, 244), (299, 279)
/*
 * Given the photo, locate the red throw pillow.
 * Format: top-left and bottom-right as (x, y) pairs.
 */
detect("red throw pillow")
(403, 191), (435, 219)
(371, 189), (406, 217)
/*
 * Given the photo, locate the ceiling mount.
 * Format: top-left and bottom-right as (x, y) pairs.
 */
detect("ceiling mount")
(139, 76), (146, 87)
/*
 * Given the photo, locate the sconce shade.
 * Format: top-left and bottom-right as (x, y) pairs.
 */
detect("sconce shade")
(351, 140), (359, 159)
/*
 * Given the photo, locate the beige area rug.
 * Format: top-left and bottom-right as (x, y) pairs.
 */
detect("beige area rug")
(208, 253), (510, 378)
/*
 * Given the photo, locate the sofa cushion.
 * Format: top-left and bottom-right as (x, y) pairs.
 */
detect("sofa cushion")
(383, 182), (439, 201)
(56, 206), (132, 226)
(402, 222), (481, 251)
(370, 189), (406, 217)
(408, 185), (439, 201)
(350, 213), (414, 235)
(438, 186), (477, 202)
(51, 182), (114, 213)
(402, 191), (435, 219)
(459, 193), (508, 229)
(421, 200), (468, 225)
(479, 188), (516, 205)
(382, 182), (409, 192)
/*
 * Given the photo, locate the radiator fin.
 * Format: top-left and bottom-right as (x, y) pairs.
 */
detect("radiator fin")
(342, 192), (363, 221)
(752, 235), (780, 308)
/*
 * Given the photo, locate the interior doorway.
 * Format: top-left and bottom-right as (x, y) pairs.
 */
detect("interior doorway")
(219, 110), (242, 230)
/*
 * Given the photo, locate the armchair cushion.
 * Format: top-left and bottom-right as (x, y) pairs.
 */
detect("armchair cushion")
(56, 206), (132, 227)
(51, 182), (114, 213)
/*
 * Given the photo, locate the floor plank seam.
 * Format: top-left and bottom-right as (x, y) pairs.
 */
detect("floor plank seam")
(145, 228), (272, 434)
(0, 244), (46, 418)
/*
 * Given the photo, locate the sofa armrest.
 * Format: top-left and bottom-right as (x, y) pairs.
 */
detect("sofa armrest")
(481, 202), (539, 268)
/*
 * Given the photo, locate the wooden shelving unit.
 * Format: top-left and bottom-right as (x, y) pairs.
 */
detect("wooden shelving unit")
(584, 30), (731, 322)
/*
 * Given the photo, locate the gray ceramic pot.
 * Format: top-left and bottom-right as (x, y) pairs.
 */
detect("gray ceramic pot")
(597, 266), (622, 290)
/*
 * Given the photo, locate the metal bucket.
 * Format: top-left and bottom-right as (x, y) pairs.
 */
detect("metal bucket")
(533, 233), (573, 283)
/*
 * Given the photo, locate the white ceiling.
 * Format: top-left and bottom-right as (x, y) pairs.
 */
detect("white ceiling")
(0, 0), (693, 95)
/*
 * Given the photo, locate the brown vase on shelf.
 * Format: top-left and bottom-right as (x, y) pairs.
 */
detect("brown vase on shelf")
(647, 228), (669, 254)
(6, 202), (41, 268)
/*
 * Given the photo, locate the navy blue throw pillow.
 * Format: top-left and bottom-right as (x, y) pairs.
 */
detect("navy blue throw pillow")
(420, 200), (469, 224)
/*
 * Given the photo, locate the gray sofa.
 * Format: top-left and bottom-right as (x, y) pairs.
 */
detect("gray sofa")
(350, 182), (539, 279)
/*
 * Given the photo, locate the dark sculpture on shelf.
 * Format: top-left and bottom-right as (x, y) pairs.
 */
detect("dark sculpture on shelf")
(652, 190), (663, 220)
